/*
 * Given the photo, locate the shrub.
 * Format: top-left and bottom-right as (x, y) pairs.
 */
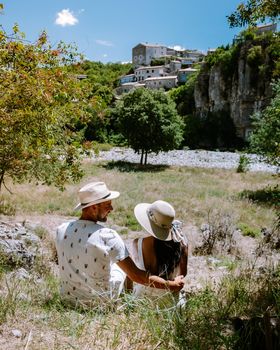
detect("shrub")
(238, 222), (261, 238)
(0, 197), (16, 215)
(240, 185), (280, 207)
(196, 209), (236, 255)
(237, 154), (250, 173)
(247, 45), (263, 66)
(249, 80), (280, 167)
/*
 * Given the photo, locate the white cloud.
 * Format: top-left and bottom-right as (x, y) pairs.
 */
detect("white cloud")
(96, 39), (114, 47)
(55, 9), (78, 27)
(103, 54), (108, 58)
(170, 45), (185, 51)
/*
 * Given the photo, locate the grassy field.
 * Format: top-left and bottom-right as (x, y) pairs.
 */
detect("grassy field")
(0, 159), (279, 349)
(1, 159), (279, 231)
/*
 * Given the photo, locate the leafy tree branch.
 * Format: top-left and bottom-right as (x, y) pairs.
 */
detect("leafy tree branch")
(227, 0), (280, 27)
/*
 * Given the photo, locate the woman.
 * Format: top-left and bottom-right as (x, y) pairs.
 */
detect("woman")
(130, 200), (188, 300)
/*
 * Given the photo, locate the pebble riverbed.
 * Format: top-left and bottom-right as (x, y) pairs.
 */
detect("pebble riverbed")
(93, 147), (279, 173)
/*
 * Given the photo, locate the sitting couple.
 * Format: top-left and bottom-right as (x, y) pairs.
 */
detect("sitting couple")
(55, 181), (188, 306)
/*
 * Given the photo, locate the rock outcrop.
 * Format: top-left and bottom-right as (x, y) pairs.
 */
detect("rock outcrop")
(0, 221), (41, 267)
(194, 35), (278, 139)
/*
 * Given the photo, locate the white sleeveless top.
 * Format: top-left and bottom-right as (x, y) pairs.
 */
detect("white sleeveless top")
(133, 238), (172, 298)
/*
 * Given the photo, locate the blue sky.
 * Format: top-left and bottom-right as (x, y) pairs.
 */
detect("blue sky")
(1, 0), (244, 63)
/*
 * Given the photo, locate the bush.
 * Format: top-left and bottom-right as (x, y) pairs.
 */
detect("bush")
(247, 45), (263, 66)
(160, 264), (280, 349)
(240, 185), (280, 207)
(238, 222), (261, 238)
(237, 154), (250, 173)
(205, 44), (240, 78)
(196, 209), (236, 255)
(0, 198), (16, 215)
(249, 80), (280, 167)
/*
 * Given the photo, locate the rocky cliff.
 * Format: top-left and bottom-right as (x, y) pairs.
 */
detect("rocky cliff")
(194, 33), (279, 139)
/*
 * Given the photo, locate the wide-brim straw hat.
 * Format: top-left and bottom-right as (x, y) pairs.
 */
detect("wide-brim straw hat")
(74, 181), (119, 210)
(134, 200), (175, 241)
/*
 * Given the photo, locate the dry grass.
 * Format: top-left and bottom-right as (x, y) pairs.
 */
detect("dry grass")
(1, 160), (278, 231)
(0, 272), (177, 350)
(0, 159), (279, 349)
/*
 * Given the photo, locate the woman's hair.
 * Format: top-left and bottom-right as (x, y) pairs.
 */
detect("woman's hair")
(154, 239), (184, 279)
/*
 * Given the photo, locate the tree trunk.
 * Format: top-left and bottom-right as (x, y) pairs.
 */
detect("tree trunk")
(0, 170), (4, 193)
(144, 151), (148, 165)
(140, 149), (144, 165)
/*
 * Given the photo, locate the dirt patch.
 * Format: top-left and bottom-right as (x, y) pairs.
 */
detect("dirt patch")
(0, 214), (74, 238)
(2, 214), (278, 295)
(0, 214), (279, 350)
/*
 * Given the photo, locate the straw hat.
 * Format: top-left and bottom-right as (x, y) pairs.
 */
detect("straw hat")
(134, 200), (176, 241)
(74, 182), (119, 210)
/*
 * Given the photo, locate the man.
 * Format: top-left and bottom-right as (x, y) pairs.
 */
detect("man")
(55, 181), (185, 305)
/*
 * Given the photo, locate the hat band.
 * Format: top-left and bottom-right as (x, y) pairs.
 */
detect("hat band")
(147, 209), (172, 229)
(81, 192), (111, 206)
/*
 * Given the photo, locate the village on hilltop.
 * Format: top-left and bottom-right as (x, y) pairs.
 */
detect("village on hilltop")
(116, 42), (205, 94)
(116, 23), (277, 95)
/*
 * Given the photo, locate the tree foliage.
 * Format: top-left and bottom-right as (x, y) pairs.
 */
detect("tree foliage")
(227, 0), (280, 27)
(169, 71), (198, 116)
(71, 60), (132, 104)
(0, 23), (92, 192)
(68, 60), (133, 143)
(249, 80), (280, 167)
(114, 88), (184, 164)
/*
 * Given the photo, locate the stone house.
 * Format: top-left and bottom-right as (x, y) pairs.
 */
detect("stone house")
(119, 74), (136, 84)
(144, 76), (178, 89)
(177, 67), (198, 84)
(115, 82), (145, 95)
(132, 43), (167, 67)
(134, 65), (167, 82)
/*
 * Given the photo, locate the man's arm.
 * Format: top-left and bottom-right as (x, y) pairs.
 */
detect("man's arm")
(117, 256), (184, 292)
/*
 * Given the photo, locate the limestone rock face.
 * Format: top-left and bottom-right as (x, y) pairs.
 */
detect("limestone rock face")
(194, 41), (275, 139)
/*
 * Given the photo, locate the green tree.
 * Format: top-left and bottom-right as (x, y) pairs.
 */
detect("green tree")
(227, 0), (280, 27)
(0, 23), (92, 192)
(114, 88), (184, 164)
(69, 60), (133, 142)
(169, 71), (198, 117)
(75, 60), (132, 94)
(249, 80), (280, 167)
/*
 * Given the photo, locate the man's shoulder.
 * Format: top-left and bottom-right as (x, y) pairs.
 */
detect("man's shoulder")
(57, 220), (100, 229)
(57, 220), (73, 230)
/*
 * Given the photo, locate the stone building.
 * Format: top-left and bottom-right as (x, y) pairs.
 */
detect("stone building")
(132, 43), (167, 67)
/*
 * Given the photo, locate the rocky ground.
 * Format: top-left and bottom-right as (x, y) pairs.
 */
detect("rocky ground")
(1, 148), (279, 295)
(94, 147), (279, 173)
(1, 213), (278, 296)
(1, 149), (278, 348)
(0, 214), (279, 350)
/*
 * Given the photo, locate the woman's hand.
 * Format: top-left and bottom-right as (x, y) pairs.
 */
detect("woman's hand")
(169, 275), (185, 291)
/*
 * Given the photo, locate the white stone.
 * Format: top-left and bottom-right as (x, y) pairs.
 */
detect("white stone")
(11, 329), (22, 338)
